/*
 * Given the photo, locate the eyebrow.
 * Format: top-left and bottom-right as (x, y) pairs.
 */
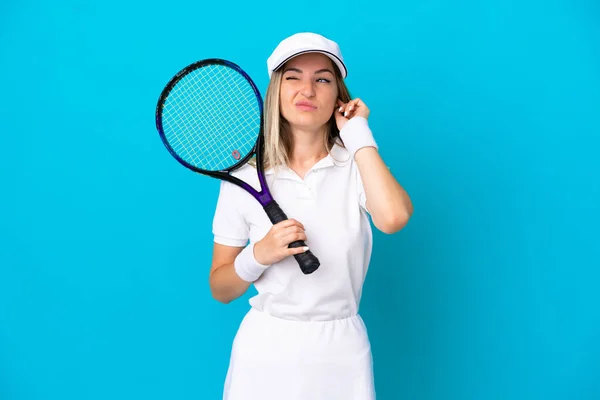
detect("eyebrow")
(283, 67), (334, 75)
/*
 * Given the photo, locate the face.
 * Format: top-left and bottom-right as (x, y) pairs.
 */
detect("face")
(279, 52), (339, 132)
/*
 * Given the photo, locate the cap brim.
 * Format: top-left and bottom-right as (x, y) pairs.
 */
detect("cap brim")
(272, 49), (347, 79)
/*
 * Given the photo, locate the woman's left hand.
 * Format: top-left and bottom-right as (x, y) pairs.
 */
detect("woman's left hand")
(335, 98), (370, 131)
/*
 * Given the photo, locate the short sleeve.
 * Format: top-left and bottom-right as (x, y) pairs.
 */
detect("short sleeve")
(212, 181), (249, 247)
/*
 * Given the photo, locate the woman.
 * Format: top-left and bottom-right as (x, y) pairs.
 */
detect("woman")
(209, 32), (413, 400)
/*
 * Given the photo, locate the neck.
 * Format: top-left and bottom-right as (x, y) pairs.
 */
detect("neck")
(288, 126), (329, 177)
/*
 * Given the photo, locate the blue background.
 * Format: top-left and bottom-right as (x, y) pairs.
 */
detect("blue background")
(1, 0), (599, 399)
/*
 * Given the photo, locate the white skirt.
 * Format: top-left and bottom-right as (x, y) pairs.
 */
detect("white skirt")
(222, 308), (376, 400)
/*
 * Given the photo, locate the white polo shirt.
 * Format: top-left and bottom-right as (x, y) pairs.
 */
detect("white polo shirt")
(212, 140), (373, 322)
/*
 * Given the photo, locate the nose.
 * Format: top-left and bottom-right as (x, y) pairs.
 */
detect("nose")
(300, 79), (316, 98)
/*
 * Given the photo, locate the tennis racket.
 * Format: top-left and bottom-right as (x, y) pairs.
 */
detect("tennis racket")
(155, 58), (320, 275)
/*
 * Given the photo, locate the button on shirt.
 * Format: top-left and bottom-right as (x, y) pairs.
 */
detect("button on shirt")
(212, 143), (373, 322)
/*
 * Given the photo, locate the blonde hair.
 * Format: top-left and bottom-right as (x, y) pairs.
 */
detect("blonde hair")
(257, 63), (352, 171)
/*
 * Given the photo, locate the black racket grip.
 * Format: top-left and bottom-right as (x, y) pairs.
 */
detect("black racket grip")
(264, 201), (320, 274)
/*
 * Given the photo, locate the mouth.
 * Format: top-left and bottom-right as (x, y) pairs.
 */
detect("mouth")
(295, 101), (317, 111)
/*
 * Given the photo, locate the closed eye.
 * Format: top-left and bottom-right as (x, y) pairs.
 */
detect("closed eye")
(284, 76), (331, 83)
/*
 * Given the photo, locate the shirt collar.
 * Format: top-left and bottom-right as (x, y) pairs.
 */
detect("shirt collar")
(264, 142), (350, 176)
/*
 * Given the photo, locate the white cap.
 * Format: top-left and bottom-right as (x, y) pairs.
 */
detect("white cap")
(267, 32), (347, 79)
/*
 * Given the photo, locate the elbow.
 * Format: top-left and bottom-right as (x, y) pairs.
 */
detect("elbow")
(214, 295), (234, 304)
(210, 287), (236, 304)
(208, 277), (236, 304)
(374, 208), (412, 234)
(368, 193), (414, 234)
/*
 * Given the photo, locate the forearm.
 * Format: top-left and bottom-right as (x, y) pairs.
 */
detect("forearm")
(210, 242), (270, 304)
(209, 263), (252, 304)
(354, 147), (413, 233)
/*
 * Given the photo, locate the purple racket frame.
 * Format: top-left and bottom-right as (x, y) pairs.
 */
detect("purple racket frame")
(155, 58), (320, 275)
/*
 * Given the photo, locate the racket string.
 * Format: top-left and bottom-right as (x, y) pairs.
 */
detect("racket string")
(161, 64), (260, 171)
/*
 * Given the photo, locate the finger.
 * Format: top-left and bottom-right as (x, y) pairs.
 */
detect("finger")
(346, 98), (362, 116)
(273, 223), (304, 238)
(288, 245), (310, 256)
(286, 218), (305, 231)
(285, 225), (305, 234)
(274, 225), (304, 240)
(343, 99), (357, 117)
(280, 231), (308, 245)
(351, 98), (362, 107)
(275, 218), (304, 230)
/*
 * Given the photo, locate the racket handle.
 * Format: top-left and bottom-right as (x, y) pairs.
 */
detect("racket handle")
(264, 201), (320, 274)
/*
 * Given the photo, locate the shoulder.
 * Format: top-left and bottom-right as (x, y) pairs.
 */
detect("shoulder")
(218, 164), (260, 195)
(329, 142), (363, 182)
(230, 163), (260, 181)
(329, 142), (368, 200)
(329, 141), (352, 167)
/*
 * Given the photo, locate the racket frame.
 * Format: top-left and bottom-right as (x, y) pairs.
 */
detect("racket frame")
(155, 58), (273, 206)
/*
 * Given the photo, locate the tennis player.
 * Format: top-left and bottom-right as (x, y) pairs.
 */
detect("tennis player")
(209, 32), (413, 400)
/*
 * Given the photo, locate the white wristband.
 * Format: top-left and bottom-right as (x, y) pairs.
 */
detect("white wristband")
(339, 116), (378, 159)
(234, 242), (270, 282)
